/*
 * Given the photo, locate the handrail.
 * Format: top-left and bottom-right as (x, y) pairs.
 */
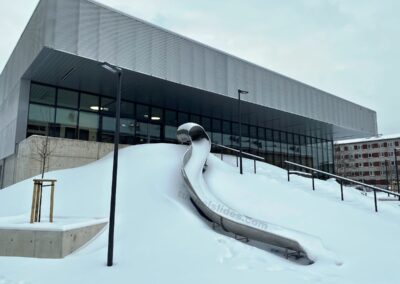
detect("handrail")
(285, 161), (400, 197)
(284, 160), (400, 212)
(212, 143), (265, 161)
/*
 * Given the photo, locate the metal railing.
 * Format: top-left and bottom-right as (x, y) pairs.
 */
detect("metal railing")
(212, 143), (265, 174)
(285, 160), (400, 212)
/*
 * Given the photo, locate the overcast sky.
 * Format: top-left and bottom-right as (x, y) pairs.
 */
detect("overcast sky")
(0, 0), (399, 135)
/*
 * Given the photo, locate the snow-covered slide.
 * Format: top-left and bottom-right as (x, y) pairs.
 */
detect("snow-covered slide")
(177, 123), (313, 260)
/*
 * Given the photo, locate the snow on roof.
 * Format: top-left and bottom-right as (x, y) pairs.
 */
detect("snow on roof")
(335, 133), (400, 145)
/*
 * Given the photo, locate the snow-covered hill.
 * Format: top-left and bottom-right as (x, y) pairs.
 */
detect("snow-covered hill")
(0, 143), (399, 284)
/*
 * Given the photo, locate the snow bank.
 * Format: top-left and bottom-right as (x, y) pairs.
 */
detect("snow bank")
(0, 143), (399, 284)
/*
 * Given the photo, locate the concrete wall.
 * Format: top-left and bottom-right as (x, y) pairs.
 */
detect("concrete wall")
(0, 135), (125, 189)
(1, 154), (17, 189)
(61, 222), (106, 257)
(0, 222), (107, 258)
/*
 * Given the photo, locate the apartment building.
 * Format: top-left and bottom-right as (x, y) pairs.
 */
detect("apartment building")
(334, 134), (400, 189)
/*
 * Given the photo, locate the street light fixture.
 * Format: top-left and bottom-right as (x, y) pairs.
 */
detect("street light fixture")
(101, 62), (123, 267)
(101, 62), (122, 74)
(238, 89), (249, 175)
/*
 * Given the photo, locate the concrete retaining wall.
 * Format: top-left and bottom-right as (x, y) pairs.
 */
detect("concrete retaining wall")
(0, 222), (107, 258)
(0, 135), (126, 189)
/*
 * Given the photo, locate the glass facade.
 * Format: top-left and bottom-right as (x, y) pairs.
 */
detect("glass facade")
(27, 82), (335, 173)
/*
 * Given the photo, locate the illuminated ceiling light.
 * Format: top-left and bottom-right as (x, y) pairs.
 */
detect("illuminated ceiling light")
(144, 114), (149, 118)
(90, 106), (109, 111)
(151, 116), (161, 121)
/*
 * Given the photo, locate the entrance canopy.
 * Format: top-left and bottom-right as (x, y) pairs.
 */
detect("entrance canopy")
(23, 48), (365, 141)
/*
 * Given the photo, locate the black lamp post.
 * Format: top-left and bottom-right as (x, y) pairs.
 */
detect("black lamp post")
(394, 148), (400, 200)
(238, 89), (248, 175)
(101, 62), (123, 267)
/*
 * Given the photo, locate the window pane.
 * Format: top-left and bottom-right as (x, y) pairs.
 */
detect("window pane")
(165, 125), (177, 141)
(102, 116), (115, 132)
(79, 112), (98, 141)
(232, 122), (239, 136)
(287, 133), (294, 157)
(202, 117), (211, 131)
(28, 104), (55, 123)
(56, 108), (78, 126)
(137, 104), (149, 120)
(135, 121), (148, 143)
(101, 97), (116, 114)
(280, 132), (287, 143)
(79, 112), (99, 129)
(250, 126), (259, 153)
(165, 110), (177, 126)
(222, 121), (231, 134)
(121, 101), (135, 117)
(231, 122), (239, 147)
(100, 133), (114, 143)
(151, 107), (163, 122)
(149, 124), (161, 140)
(178, 112), (189, 125)
(222, 133), (232, 147)
(57, 89), (78, 108)
(30, 84), (56, 105)
(312, 138), (319, 169)
(306, 137), (313, 167)
(120, 118), (135, 134)
(27, 104), (55, 137)
(212, 132), (222, 145)
(27, 123), (48, 137)
(250, 126), (257, 139)
(190, 114), (201, 124)
(242, 125), (249, 137)
(212, 119), (221, 132)
(266, 129), (273, 140)
(318, 139), (324, 170)
(242, 125), (250, 150)
(80, 93), (100, 112)
(258, 127), (265, 140)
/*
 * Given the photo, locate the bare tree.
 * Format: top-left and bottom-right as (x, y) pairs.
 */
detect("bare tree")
(33, 135), (55, 178)
(29, 132), (56, 222)
(29, 123), (56, 179)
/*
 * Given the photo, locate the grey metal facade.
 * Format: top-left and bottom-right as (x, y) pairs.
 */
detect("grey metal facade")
(0, 0), (378, 160)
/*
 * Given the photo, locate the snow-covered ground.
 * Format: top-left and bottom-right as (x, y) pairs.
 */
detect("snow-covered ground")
(0, 143), (399, 283)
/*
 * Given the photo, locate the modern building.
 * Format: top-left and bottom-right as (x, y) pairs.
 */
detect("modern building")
(0, 0), (378, 188)
(335, 134), (400, 189)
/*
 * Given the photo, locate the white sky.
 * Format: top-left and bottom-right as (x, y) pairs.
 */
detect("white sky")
(0, 0), (399, 135)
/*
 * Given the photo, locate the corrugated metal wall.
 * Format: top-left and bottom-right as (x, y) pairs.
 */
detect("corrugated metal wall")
(0, 0), (378, 160)
(49, 0), (377, 136)
(0, 0), (53, 159)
